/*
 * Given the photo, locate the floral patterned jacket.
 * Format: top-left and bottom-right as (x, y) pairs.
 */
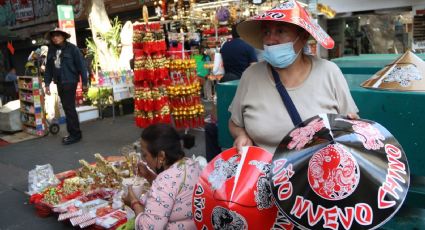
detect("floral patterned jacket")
(136, 158), (201, 230)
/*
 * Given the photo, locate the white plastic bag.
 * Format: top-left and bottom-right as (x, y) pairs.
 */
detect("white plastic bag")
(212, 52), (224, 76)
(28, 164), (60, 195)
(192, 154), (207, 170)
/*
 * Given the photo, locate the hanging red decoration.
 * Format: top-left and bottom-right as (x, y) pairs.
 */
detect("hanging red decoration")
(132, 22), (170, 128)
(7, 42), (15, 55)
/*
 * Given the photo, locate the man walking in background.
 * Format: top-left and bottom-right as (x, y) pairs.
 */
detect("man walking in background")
(44, 28), (88, 145)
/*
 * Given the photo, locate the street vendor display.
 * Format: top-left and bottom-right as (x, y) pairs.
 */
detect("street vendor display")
(193, 146), (295, 229)
(28, 153), (150, 229)
(270, 114), (409, 229)
(361, 51), (425, 91)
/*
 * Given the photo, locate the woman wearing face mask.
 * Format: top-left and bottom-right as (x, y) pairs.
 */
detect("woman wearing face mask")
(124, 123), (201, 229)
(229, 1), (359, 154)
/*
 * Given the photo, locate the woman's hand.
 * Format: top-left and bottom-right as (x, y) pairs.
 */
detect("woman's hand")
(233, 134), (253, 154)
(229, 119), (254, 153)
(347, 113), (360, 120)
(137, 162), (157, 184)
(123, 185), (145, 215)
(123, 185), (138, 207)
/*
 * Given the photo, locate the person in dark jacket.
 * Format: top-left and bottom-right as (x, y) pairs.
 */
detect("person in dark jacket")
(44, 28), (88, 145)
(205, 24), (258, 161)
(219, 24), (258, 82)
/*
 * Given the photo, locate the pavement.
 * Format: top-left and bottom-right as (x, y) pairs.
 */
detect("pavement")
(0, 114), (206, 230)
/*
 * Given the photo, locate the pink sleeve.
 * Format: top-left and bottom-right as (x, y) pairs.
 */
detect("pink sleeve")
(135, 169), (177, 230)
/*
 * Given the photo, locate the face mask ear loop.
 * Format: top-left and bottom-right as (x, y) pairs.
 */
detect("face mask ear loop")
(293, 35), (303, 57)
(293, 35), (300, 44)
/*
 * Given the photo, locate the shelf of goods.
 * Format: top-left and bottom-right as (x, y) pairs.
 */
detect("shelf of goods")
(132, 22), (204, 129)
(18, 76), (48, 136)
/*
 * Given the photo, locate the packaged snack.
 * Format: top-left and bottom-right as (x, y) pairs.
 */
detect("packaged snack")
(58, 210), (83, 221)
(96, 210), (127, 229)
(52, 198), (83, 213)
(58, 199), (108, 221)
(79, 218), (97, 228)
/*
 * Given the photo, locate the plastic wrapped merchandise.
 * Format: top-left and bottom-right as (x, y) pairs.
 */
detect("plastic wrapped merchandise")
(112, 190), (125, 210)
(96, 209), (127, 229)
(121, 177), (150, 201)
(28, 164), (60, 195)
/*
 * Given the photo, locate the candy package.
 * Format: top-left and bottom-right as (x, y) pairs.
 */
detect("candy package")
(96, 210), (127, 229)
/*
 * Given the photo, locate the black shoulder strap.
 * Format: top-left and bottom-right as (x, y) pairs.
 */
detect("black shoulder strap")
(270, 66), (302, 126)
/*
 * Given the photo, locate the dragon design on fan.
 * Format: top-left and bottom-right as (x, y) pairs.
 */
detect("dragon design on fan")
(208, 155), (240, 190)
(249, 160), (273, 210)
(308, 144), (360, 200)
(287, 118), (325, 150)
(337, 118), (385, 150)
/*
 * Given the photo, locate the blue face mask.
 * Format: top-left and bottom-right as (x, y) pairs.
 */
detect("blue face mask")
(263, 37), (301, 68)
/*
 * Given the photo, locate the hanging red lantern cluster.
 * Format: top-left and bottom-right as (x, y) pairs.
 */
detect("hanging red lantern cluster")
(133, 22), (171, 128)
(133, 23), (166, 55)
(168, 58), (205, 128)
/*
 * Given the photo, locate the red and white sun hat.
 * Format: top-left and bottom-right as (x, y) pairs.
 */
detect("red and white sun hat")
(237, 0), (335, 49)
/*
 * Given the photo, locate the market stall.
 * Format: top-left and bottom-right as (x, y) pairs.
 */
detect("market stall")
(28, 153), (148, 229)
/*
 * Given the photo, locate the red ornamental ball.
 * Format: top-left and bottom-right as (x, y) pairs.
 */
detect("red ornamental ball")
(192, 147), (295, 229)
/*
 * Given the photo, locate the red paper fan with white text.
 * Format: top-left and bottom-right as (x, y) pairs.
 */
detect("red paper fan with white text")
(193, 146), (295, 230)
(270, 114), (410, 230)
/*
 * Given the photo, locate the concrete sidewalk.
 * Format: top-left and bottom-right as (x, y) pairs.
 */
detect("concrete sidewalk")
(0, 115), (206, 230)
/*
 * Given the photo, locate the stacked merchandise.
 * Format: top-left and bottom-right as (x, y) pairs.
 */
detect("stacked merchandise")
(132, 23), (205, 129)
(18, 76), (48, 136)
(28, 153), (150, 229)
(133, 22), (171, 128)
(96, 70), (135, 101)
(168, 57), (205, 128)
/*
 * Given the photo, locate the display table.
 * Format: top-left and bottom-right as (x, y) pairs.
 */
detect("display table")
(332, 54), (425, 75)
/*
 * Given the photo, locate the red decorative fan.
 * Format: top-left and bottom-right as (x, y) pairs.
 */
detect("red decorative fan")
(270, 114), (410, 230)
(193, 147), (295, 230)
